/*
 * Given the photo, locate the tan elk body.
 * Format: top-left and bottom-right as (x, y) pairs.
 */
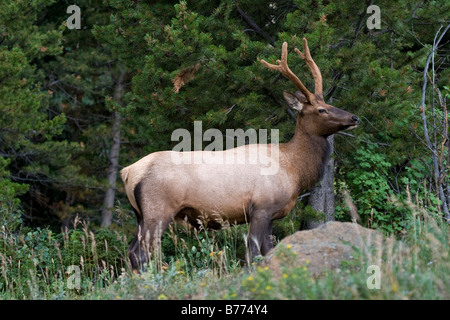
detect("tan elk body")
(121, 39), (359, 270)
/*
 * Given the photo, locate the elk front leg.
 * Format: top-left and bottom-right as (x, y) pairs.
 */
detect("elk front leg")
(248, 213), (273, 260)
(261, 220), (273, 255)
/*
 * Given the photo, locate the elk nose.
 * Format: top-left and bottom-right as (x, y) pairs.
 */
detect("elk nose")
(352, 115), (359, 124)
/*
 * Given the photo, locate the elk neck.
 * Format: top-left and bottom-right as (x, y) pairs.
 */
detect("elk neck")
(282, 115), (331, 194)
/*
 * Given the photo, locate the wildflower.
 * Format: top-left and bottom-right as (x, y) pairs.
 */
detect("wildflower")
(392, 281), (398, 293)
(257, 266), (268, 272)
(247, 276), (253, 281)
(286, 244), (292, 249)
(265, 285), (271, 290)
(282, 273), (288, 279)
(157, 294), (168, 300)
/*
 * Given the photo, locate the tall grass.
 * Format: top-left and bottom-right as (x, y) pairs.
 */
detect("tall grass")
(0, 222), (129, 299)
(1, 190), (448, 299)
(0, 208), (251, 299)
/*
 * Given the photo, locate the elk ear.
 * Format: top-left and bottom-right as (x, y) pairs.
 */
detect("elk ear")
(293, 91), (308, 103)
(283, 90), (304, 112)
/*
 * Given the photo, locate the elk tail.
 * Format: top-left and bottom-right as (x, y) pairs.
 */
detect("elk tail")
(120, 166), (142, 217)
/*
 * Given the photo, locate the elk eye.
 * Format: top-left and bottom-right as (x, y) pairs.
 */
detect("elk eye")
(318, 108), (327, 114)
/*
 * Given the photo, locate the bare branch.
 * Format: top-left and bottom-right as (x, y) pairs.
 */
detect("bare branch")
(419, 24), (450, 219)
(236, 5), (275, 45)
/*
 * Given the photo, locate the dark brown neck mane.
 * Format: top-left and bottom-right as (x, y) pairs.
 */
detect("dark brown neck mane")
(284, 116), (331, 194)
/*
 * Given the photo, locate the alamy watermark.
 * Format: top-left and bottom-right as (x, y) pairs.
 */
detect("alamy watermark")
(66, 5), (81, 30)
(66, 265), (81, 290)
(366, 265), (381, 289)
(65, 4), (380, 31)
(170, 121), (280, 175)
(366, 5), (381, 30)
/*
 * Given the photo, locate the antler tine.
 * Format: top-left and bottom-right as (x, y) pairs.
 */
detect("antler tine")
(294, 38), (323, 99)
(261, 42), (313, 102)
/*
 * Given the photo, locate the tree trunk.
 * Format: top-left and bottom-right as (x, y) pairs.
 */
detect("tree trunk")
(307, 135), (335, 229)
(101, 72), (126, 227)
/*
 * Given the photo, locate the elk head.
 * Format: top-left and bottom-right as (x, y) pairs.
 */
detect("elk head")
(261, 39), (359, 137)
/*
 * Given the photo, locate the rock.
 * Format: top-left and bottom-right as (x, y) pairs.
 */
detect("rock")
(264, 221), (383, 277)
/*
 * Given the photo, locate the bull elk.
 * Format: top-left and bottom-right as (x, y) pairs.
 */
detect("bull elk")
(121, 38), (359, 270)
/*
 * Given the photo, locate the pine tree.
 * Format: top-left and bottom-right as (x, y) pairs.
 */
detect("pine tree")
(0, 0), (70, 227)
(42, 0), (131, 227)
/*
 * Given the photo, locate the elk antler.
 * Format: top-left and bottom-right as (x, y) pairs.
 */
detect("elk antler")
(260, 38), (323, 103)
(295, 38), (323, 99)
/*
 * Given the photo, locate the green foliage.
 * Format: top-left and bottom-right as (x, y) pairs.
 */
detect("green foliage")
(0, 158), (28, 233)
(341, 139), (444, 233)
(344, 144), (397, 230)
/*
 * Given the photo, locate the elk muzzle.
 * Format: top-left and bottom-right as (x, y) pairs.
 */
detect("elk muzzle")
(344, 115), (359, 130)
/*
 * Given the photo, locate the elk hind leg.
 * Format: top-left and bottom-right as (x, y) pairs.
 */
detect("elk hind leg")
(129, 210), (176, 271)
(128, 208), (145, 272)
(248, 213), (273, 260)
